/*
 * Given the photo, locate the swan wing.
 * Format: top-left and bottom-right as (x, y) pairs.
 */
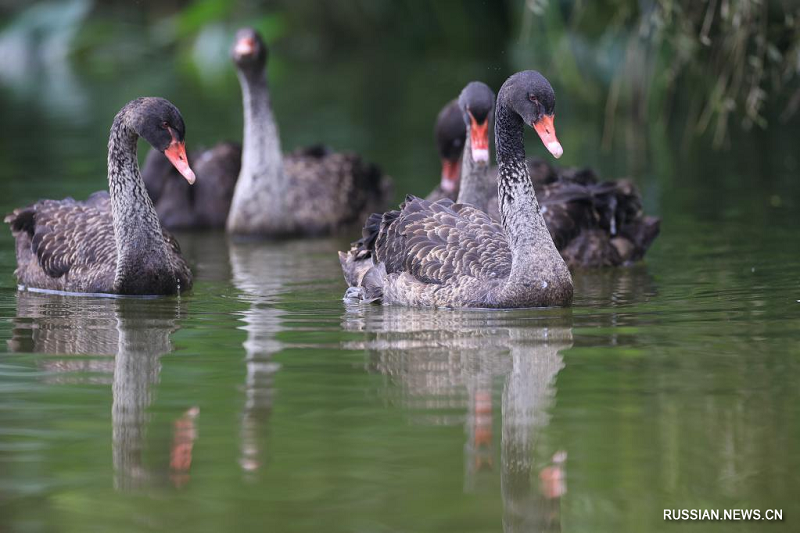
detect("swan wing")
(537, 182), (596, 249)
(5, 192), (116, 284)
(375, 196), (511, 285)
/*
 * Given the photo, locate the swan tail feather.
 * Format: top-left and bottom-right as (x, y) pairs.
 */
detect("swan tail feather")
(622, 215), (661, 262)
(360, 263), (387, 303)
(338, 250), (374, 288)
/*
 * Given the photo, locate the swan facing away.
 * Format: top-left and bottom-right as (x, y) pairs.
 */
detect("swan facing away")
(5, 98), (195, 296)
(339, 71), (573, 309)
(226, 28), (392, 238)
(426, 99), (466, 202)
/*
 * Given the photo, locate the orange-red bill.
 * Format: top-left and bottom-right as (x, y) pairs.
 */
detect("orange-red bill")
(533, 114), (563, 159)
(235, 37), (256, 57)
(469, 113), (490, 164)
(164, 140), (196, 184)
(440, 158), (461, 193)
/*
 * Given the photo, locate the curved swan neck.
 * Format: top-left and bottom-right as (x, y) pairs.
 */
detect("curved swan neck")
(456, 123), (493, 211)
(107, 110), (174, 292)
(494, 101), (569, 294)
(228, 68), (287, 233)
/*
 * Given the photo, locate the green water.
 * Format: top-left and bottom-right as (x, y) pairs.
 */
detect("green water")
(1, 7), (800, 533)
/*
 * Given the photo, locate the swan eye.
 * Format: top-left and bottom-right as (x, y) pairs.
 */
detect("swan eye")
(528, 94), (538, 104)
(161, 121), (169, 130)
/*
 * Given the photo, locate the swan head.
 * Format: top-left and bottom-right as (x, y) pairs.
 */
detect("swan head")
(500, 70), (563, 159)
(434, 99), (464, 193)
(458, 81), (495, 166)
(231, 27), (268, 73)
(130, 97), (196, 185)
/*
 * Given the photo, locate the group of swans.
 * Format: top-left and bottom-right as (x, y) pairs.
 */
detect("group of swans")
(5, 28), (660, 309)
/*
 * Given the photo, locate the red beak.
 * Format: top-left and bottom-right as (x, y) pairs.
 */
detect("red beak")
(469, 113), (490, 164)
(533, 114), (563, 159)
(234, 37), (256, 57)
(164, 139), (196, 184)
(440, 158), (461, 193)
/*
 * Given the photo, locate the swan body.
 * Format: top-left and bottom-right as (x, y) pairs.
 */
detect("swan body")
(5, 98), (195, 295)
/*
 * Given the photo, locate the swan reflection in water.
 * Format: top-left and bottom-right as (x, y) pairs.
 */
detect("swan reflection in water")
(228, 238), (339, 475)
(8, 291), (197, 491)
(343, 306), (572, 532)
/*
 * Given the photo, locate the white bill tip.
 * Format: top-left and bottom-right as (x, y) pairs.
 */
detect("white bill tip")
(441, 178), (457, 193)
(183, 169), (196, 185)
(234, 39), (255, 57)
(547, 141), (563, 159)
(472, 147), (489, 164)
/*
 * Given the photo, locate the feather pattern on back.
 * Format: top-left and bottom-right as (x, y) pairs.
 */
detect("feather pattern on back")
(5, 192), (191, 294)
(375, 196), (511, 284)
(280, 146), (391, 236)
(341, 196), (521, 308)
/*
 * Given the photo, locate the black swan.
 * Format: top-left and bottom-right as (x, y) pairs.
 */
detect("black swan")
(425, 89), (660, 268)
(451, 81), (496, 211)
(226, 28), (392, 237)
(142, 141), (241, 229)
(338, 71), (572, 308)
(529, 167), (661, 267)
(5, 97), (195, 295)
(425, 99), (466, 202)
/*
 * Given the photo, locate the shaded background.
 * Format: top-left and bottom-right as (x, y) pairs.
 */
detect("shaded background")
(1, 0), (799, 209)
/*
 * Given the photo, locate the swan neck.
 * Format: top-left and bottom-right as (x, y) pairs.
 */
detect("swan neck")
(228, 68), (287, 233)
(107, 113), (174, 292)
(494, 101), (567, 290)
(455, 123), (492, 211)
